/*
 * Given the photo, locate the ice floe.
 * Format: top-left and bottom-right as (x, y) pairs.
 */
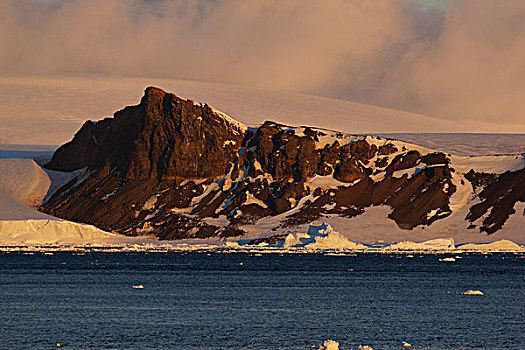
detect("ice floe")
(462, 290), (483, 296)
(439, 257), (456, 262)
(358, 346), (374, 350)
(318, 339), (339, 350)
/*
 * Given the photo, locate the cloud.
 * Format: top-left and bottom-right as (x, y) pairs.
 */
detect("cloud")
(0, 0), (524, 129)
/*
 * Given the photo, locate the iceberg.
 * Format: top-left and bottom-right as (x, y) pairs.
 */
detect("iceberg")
(283, 223), (365, 250)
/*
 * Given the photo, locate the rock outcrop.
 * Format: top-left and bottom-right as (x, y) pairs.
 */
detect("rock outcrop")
(41, 87), (524, 240)
(46, 87), (245, 180)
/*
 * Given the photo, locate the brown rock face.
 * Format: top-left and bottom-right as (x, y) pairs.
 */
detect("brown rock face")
(41, 87), (521, 240)
(333, 160), (367, 183)
(466, 168), (525, 234)
(46, 87), (244, 180)
(248, 122), (320, 182)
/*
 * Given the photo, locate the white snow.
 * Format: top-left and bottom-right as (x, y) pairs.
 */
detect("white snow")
(386, 238), (455, 251)
(283, 222), (366, 250)
(0, 158), (119, 244)
(0, 219), (116, 244)
(0, 159), (51, 219)
(450, 154), (525, 174)
(457, 240), (525, 251)
(0, 76), (478, 146)
(378, 133), (525, 157)
(244, 192), (268, 208)
(314, 202), (525, 245)
(307, 175), (348, 190)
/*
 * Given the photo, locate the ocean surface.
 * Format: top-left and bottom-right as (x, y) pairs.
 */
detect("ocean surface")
(0, 252), (524, 349)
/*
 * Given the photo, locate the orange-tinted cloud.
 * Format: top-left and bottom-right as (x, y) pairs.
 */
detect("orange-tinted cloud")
(0, 0), (523, 130)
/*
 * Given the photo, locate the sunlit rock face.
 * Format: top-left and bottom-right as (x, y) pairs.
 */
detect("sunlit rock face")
(46, 87), (245, 180)
(41, 87), (524, 240)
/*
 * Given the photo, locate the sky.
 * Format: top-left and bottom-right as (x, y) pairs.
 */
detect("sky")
(0, 0), (524, 131)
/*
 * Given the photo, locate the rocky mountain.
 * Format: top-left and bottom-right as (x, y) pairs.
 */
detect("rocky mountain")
(41, 87), (525, 241)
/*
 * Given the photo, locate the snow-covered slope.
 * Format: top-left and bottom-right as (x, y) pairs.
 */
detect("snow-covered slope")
(0, 158), (117, 243)
(377, 133), (525, 157)
(1, 76), (474, 145)
(1, 79), (523, 248)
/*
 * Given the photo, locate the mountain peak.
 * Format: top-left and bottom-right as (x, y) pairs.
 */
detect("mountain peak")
(42, 87), (524, 241)
(45, 87), (246, 180)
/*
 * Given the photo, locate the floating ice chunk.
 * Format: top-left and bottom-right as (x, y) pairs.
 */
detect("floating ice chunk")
(463, 290), (483, 295)
(318, 339), (339, 350)
(439, 257), (456, 262)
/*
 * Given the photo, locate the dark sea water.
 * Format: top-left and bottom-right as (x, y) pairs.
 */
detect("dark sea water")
(0, 252), (524, 349)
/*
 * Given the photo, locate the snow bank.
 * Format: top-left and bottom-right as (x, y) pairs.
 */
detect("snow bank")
(0, 158), (117, 244)
(0, 76), (473, 146)
(457, 240), (525, 251)
(385, 238), (455, 251)
(283, 222), (365, 250)
(0, 220), (114, 244)
(0, 159), (50, 213)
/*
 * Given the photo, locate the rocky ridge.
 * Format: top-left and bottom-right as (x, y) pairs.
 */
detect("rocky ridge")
(41, 87), (525, 241)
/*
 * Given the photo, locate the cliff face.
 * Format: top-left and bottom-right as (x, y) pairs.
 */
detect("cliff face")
(41, 87), (524, 240)
(46, 87), (245, 180)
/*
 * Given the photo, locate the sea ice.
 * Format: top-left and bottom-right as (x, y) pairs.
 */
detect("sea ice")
(463, 290), (483, 296)
(439, 257), (456, 262)
(318, 339), (339, 350)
